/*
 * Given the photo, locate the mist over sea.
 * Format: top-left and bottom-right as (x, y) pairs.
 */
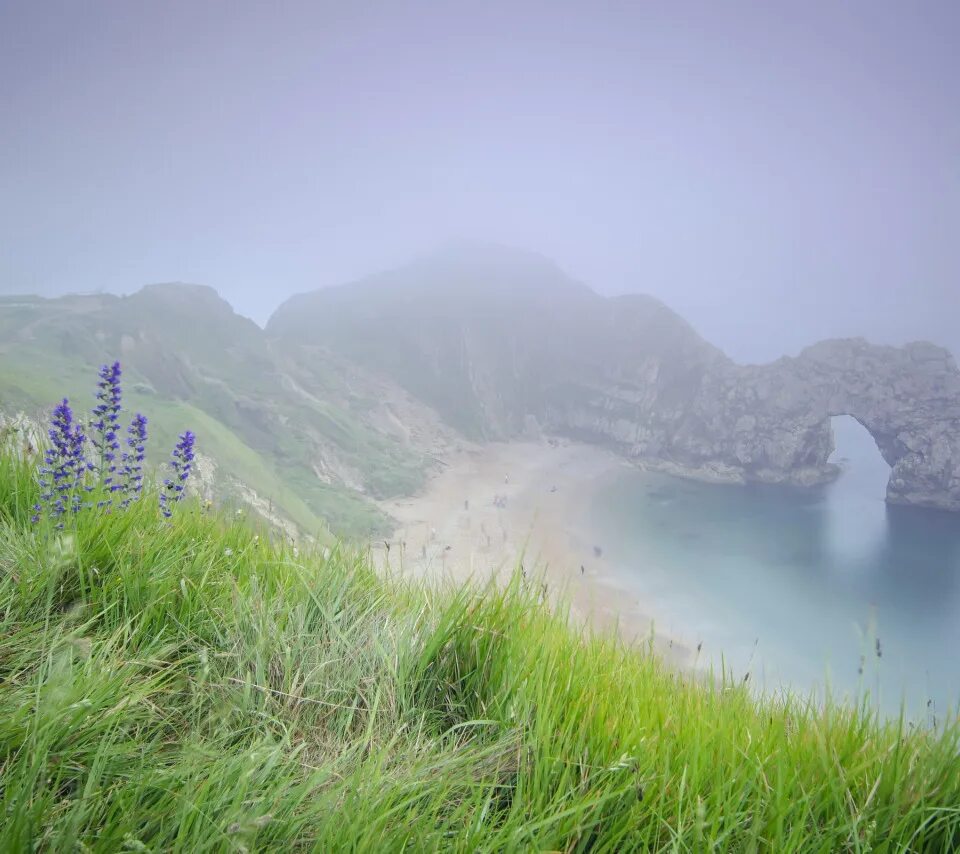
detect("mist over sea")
(590, 416), (960, 719)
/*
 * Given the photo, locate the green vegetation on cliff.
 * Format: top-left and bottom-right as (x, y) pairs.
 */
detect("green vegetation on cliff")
(2, 447), (959, 851)
(0, 288), (447, 539)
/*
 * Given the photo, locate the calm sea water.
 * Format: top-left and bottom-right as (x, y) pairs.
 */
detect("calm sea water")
(590, 416), (960, 718)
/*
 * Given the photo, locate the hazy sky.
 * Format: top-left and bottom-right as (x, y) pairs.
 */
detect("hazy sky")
(1, 1), (958, 362)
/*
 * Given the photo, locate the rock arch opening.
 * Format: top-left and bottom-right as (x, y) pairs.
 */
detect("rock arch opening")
(827, 415), (891, 501)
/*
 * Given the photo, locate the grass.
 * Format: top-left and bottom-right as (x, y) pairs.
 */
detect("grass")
(0, 291), (434, 540)
(1, 446), (959, 851)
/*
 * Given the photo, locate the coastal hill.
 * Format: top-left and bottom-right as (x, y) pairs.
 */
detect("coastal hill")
(0, 284), (459, 538)
(268, 245), (724, 441)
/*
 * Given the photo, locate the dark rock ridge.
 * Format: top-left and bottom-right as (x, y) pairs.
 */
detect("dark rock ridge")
(269, 246), (960, 512)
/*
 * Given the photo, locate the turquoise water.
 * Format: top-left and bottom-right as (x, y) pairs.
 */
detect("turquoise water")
(590, 416), (960, 719)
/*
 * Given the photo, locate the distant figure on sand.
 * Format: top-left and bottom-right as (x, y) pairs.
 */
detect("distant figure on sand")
(593, 545), (603, 558)
(464, 499), (469, 510)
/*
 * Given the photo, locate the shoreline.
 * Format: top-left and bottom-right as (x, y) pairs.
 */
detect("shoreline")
(372, 438), (693, 668)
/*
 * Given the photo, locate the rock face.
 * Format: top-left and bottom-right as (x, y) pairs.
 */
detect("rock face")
(548, 336), (960, 511)
(269, 246), (960, 513)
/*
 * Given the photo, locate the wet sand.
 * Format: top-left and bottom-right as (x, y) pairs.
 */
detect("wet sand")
(373, 438), (691, 666)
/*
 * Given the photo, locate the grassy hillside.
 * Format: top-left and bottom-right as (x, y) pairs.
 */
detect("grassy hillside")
(0, 288), (454, 539)
(2, 447), (959, 850)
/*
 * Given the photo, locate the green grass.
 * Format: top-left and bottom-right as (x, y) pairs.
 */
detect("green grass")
(1, 447), (959, 851)
(0, 291), (435, 539)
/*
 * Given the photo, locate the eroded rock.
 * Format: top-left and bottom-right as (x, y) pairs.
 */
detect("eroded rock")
(547, 336), (960, 512)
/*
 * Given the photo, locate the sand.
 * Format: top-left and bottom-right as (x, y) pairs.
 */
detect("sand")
(373, 438), (692, 666)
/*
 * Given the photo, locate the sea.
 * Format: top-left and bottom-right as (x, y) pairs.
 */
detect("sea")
(590, 415), (960, 719)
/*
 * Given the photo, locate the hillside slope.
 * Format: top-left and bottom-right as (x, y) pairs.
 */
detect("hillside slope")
(0, 286), (459, 537)
(2, 446), (959, 850)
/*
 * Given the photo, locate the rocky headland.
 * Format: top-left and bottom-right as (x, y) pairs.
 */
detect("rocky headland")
(547, 336), (960, 511)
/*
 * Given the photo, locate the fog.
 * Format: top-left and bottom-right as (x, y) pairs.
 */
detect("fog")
(1, 0), (957, 362)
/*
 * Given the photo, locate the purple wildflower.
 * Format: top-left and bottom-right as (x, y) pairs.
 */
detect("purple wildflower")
(91, 361), (123, 504)
(119, 413), (148, 508)
(160, 430), (196, 517)
(34, 399), (88, 524)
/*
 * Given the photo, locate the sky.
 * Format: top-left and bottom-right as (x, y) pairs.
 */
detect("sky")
(1, 0), (958, 362)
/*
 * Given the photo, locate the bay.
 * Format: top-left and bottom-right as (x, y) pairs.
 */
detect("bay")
(590, 416), (960, 719)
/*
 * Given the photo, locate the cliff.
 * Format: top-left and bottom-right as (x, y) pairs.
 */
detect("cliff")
(549, 337), (960, 511)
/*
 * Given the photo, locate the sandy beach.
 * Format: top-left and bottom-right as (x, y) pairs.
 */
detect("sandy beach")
(373, 438), (691, 666)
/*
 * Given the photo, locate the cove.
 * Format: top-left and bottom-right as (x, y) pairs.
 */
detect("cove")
(589, 415), (960, 719)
